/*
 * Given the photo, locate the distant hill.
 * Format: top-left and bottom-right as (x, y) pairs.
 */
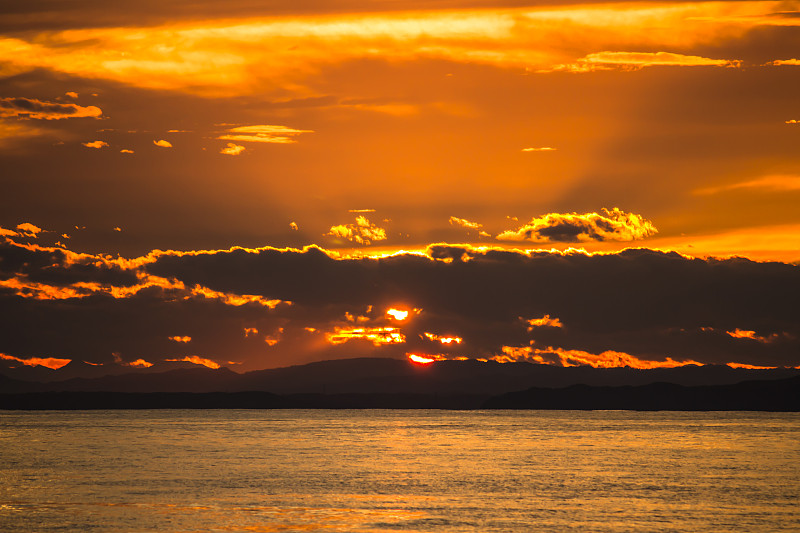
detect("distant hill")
(2, 358), (799, 404)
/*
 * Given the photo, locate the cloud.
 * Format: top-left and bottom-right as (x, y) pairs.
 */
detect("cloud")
(0, 2), (773, 96)
(82, 140), (109, 149)
(1, 352), (71, 370)
(767, 58), (800, 66)
(0, 96), (102, 120)
(496, 208), (657, 243)
(695, 175), (800, 195)
(164, 355), (220, 369)
(153, 139), (172, 148)
(65, 92), (78, 98)
(1, 240), (799, 370)
(449, 216), (483, 230)
(16, 223), (43, 237)
(349, 209), (376, 213)
(522, 147), (556, 152)
(327, 216), (387, 245)
(220, 142), (245, 155)
(218, 125), (312, 144)
(120, 149), (134, 154)
(787, 120), (799, 124)
(168, 335), (192, 343)
(289, 222), (299, 231)
(548, 51), (740, 72)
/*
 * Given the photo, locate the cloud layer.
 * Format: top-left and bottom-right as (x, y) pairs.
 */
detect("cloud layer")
(1, 235), (798, 372)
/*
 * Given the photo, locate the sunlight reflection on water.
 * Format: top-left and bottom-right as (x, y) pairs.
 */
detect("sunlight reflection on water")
(1, 410), (799, 532)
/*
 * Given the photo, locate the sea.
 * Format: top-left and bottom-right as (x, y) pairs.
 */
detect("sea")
(1, 410), (798, 532)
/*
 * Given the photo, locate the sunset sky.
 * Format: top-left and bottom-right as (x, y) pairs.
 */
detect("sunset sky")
(1, 0), (799, 375)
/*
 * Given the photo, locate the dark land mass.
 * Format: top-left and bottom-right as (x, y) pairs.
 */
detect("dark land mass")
(1, 374), (799, 411)
(3, 358), (800, 396)
(483, 376), (800, 411)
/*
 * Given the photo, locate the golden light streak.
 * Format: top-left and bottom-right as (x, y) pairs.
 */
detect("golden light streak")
(325, 326), (405, 346)
(0, 352), (71, 370)
(165, 355), (221, 369)
(522, 147), (557, 152)
(168, 336), (192, 343)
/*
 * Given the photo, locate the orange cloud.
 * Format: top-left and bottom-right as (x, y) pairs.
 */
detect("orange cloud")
(521, 147), (556, 152)
(153, 139), (172, 148)
(0, 96), (101, 120)
(113, 353), (154, 368)
(449, 216), (483, 230)
(244, 327), (259, 336)
(168, 336), (191, 343)
(423, 332), (462, 345)
(289, 222), (298, 231)
(497, 208), (657, 243)
(325, 326), (405, 346)
(549, 51), (739, 72)
(497, 345), (702, 369)
(525, 315), (564, 329)
(82, 140), (108, 149)
(0, 2), (777, 96)
(165, 355), (221, 369)
(16, 222), (42, 237)
(120, 149), (134, 154)
(726, 329), (781, 343)
(218, 125), (312, 144)
(727, 362), (778, 370)
(327, 216), (387, 245)
(0, 352), (71, 370)
(767, 58), (800, 65)
(220, 142), (245, 155)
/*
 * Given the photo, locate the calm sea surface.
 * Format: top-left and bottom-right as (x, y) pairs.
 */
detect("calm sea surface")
(1, 410), (798, 532)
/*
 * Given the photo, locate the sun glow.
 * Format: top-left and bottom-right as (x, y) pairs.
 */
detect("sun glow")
(408, 353), (436, 365)
(386, 308), (409, 321)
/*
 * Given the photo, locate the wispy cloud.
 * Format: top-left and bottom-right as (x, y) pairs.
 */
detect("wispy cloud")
(218, 125), (312, 144)
(547, 51), (739, 72)
(522, 147), (556, 152)
(695, 175), (800, 195)
(449, 216), (483, 230)
(220, 142), (245, 155)
(0, 96), (102, 120)
(82, 140), (108, 149)
(153, 139), (172, 148)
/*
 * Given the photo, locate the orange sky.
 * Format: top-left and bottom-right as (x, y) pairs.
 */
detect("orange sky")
(1, 0), (799, 374)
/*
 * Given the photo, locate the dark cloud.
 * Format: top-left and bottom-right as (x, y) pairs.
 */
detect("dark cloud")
(0, 97), (102, 120)
(2, 240), (799, 371)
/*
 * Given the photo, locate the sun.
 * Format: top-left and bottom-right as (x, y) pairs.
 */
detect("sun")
(407, 353), (435, 365)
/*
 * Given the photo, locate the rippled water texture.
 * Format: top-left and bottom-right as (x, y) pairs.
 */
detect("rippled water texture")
(1, 410), (798, 532)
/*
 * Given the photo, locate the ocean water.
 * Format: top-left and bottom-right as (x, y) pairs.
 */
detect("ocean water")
(1, 410), (798, 532)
